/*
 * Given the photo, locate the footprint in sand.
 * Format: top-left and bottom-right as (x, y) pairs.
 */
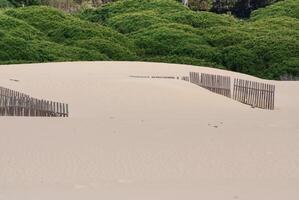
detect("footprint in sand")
(9, 79), (20, 82)
(208, 122), (223, 128)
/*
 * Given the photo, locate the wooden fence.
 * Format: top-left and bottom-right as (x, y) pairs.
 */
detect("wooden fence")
(0, 86), (30, 99)
(200, 73), (231, 98)
(181, 76), (190, 82)
(189, 72), (200, 85)
(233, 79), (275, 110)
(0, 87), (68, 117)
(129, 72), (276, 110)
(189, 72), (231, 98)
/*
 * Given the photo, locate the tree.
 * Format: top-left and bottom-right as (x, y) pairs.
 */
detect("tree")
(211, 0), (280, 18)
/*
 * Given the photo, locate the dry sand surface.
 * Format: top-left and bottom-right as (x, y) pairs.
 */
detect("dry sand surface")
(0, 61), (299, 199)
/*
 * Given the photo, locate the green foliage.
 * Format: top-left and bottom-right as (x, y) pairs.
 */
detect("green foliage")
(270, 58), (299, 80)
(162, 11), (236, 28)
(8, 0), (42, 7)
(188, 0), (213, 11)
(251, 0), (299, 20)
(73, 38), (136, 60)
(80, 0), (299, 79)
(141, 55), (223, 69)
(0, 6), (136, 64)
(1, 0), (299, 80)
(105, 11), (169, 34)
(80, 0), (188, 23)
(0, 0), (12, 8)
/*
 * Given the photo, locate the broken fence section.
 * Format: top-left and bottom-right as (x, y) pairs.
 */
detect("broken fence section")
(181, 76), (190, 82)
(130, 72), (276, 110)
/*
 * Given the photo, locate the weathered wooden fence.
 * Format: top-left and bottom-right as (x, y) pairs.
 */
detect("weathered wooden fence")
(0, 86), (30, 99)
(0, 87), (68, 117)
(189, 72), (200, 85)
(233, 79), (275, 110)
(200, 73), (231, 98)
(181, 76), (190, 82)
(189, 72), (231, 98)
(129, 72), (276, 110)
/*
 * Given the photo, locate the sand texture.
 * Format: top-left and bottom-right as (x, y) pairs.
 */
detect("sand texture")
(0, 62), (299, 199)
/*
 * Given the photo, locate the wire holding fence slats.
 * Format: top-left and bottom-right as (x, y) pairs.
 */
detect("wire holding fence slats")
(233, 78), (275, 110)
(0, 86), (69, 117)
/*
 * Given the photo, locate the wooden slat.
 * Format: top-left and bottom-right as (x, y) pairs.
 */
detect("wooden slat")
(0, 86), (69, 117)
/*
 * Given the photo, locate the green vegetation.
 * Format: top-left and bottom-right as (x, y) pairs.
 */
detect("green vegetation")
(0, 6), (136, 63)
(0, 0), (299, 79)
(0, 0), (12, 7)
(251, 0), (299, 20)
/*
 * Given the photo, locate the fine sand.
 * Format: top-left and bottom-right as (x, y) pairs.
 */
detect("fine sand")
(0, 61), (299, 199)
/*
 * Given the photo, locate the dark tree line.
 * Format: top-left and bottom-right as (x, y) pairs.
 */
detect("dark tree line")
(188, 0), (281, 18)
(232, 0), (280, 18)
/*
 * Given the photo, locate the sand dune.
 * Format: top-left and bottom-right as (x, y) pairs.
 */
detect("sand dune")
(0, 62), (299, 199)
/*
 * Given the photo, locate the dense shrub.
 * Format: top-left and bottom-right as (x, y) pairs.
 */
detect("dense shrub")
(2, 6), (136, 62)
(251, 0), (299, 20)
(79, 0), (188, 23)
(4, 6), (133, 48)
(1, 0), (299, 80)
(106, 11), (169, 34)
(202, 25), (253, 47)
(0, 33), (107, 63)
(162, 11), (236, 28)
(0, 0), (12, 7)
(220, 45), (261, 75)
(73, 38), (136, 60)
(140, 55), (223, 69)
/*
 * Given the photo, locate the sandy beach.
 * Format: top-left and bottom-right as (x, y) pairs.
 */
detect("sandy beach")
(0, 61), (299, 199)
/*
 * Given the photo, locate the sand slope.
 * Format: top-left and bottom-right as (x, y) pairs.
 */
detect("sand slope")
(0, 62), (299, 199)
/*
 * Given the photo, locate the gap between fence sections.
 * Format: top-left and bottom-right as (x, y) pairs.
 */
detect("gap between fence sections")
(130, 72), (276, 110)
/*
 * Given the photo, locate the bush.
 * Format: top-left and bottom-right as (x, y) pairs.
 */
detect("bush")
(131, 25), (207, 55)
(1, 0), (299, 80)
(268, 58), (299, 80)
(106, 11), (168, 34)
(221, 45), (261, 75)
(140, 55), (224, 69)
(73, 38), (137, 60)
(3, 6), (136, 60)
(80, 0), (188, 23)
(251, 0), (299, 20)
(162, 11), (236, 28)
(0, 0), (12, 8)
